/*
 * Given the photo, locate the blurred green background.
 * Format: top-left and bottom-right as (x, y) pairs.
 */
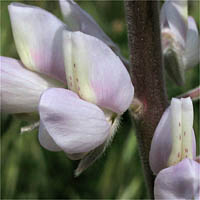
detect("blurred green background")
(1, 0), (199, 199)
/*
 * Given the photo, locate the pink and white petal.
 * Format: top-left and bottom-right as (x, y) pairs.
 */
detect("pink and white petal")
(59, 0), (120, 54)
(154, 159), (200, 199)
(8, 3), (68, 83)
(161, 0), (188, 47)
(39, 88), (110, 155)
(0, 56), (63, 113)
(38, 121), (61, 152)
(149, 107), (172, 175)
(63, 31), (134, 114)
(150, 98), (183, 174)
(184, 17), (199, 69)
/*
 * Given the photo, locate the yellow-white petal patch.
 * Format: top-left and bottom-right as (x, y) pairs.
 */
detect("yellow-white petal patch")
(63, 31), (96, 103)
(181, 97), (193, 159)
(167, 97), (194, 167)
(167, 98), (182, 166)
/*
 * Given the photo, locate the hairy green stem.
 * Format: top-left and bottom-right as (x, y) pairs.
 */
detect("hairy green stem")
(124, 1), (168, 198)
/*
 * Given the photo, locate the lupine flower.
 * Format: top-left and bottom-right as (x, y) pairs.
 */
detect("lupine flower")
(58, 0), (129, 67)
(1, 3), (67, 114)
(149, 97), (196, 174)
(39, 31), (134, 175)
(161, 0), (199, 85)
(149, 97), (199, 199)
(1, 2), (134, 175)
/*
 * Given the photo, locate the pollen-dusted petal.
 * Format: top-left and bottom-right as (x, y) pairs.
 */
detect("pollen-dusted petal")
(154, 159), (200, 199)
(167, 98), (182, 166)
(59, 0), (120, 54)
(184, 17), (199, 69)
(181, 97), (196, 160)
(39, 88), (110, 154)
(63, 31), (134, 114)
(8, 3), (68, 83)
(38, 121), (61, 152)
(160, 0), (188, 47)
(0, 56), (63, 113)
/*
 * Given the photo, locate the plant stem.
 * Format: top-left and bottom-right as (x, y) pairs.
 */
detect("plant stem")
(124, 1), (168, 198)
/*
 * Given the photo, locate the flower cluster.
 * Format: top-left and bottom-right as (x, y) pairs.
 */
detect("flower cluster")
(149, 1), (200, 198)
(1, 0), (199, 197)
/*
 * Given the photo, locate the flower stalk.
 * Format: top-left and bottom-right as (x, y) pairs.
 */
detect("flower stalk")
(124, 1), (168, 198)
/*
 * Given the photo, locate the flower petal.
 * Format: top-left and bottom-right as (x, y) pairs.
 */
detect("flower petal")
(181, 97), (195, 159)
(154, 159), (200, 199)
(161, 0), (188, 47)
(1, 56), (63, 113)
(59, 0), (120, 54)
(8, 3), (68, 83)
(39, 88), (110, 155)
(38, 121), (61, 152)
(184, 17), (200, 69)
(63, 31), (134, 114)
(149, 106), (172, 175)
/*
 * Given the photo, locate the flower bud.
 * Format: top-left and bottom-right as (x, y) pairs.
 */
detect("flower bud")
(161, 0), (199, 85)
